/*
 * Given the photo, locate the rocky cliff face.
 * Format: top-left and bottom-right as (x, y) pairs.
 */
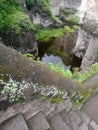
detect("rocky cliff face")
(50, 0), (81, 16)
(1, 0), (38, 57)
(31, 0), (81, 26)
(1, 29), (38, 57)
(74, 0), (98, 70)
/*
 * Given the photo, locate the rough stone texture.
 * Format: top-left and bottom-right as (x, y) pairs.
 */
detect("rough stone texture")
(69, 111), (81, 126)
(0, 114), (29, 130)
(90, 121), (98, 130)
(84, 75), (98, 89)
(57, 99), (72, 112)
(88, 124), (93, 130)
(28, 111), (50, 130)
(0, 43), (82, 93)
(0, 99), (56, 125)
(1, 0), (38, 57)
(0, 99), (73, 130)
(74, 28), (98, 70)
(76, 110), (90, 125)
(47, 109), (70, 130)
(79, 123), (88, 130)
(1, 95), (98, 130)
(54, 32), (77, 53)
(31, 0), (81, 26)
(82, 0), (98, 31)
(73, 28), (91, 58)
(83, 94), (98, 124)
(74, 0), (98, 69)
(60, 110), (73, 130)
(50, 0), (81, 16)
(81, 36), (98, 69)
(1, 30), (38, 57)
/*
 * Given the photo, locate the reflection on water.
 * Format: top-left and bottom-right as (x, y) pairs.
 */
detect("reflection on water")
(42, 54), (71, 70)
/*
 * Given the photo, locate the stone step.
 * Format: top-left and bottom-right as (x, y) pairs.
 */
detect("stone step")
(0, 114), (29, 130)
(47, 108), (70, 130)
(89, 120), (98, 130)
(76, 110), (90, 125)
(83, 94), (98, 125)
(57, 99), (72, 113)
(60, 110), (83, 130)
(28, 111), (51, 130)
(0, 99), (56, 125)
(60, 109), (91, 130)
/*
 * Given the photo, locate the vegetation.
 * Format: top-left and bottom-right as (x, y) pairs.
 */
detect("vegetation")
(66, 14), (79, 24)
(72, 64), (98, 83)
(26, 0), (61, 22)
(1, 78), (31, 102)
(45, 62), (98, 84)
(36, 26), (74, 42)
(47, 62), (72, 78)
(0, 0), (34, 35)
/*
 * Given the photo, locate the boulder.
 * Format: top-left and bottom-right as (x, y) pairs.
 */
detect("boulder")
(0, 43), (81, 93)
(1, 29), (38, 57)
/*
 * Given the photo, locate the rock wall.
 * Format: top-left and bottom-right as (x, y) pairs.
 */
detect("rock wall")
(1, 30), (38, 57)
(31, 0), (81, 26)
(50, 0), (81, 16)
(74, 0), (98, 70)
(0, 43), (81, 92)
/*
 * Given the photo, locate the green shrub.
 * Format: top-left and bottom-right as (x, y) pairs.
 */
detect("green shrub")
(36, 26), (74, 42)
(47, 62), (72, 78)
(72, 64), (98, 83)
(0, 0), (34, 34)
(66, 14), (78, 24)
(25, 0), (35, 9)
(8, 11), (34, 34)
(73, 25), (79, 30)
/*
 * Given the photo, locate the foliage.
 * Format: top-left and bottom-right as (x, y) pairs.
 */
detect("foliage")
(72, 64), (98, 84)
(47, 62), (72, 78)
(1, 78), (33, 102)
(25, 0), (35, 9)
(0, 0), (34, 34)
(66, 14), (79, 24)
(24, 53), (35, 60)
(26, 0), (61, 22)
(36, 26), (74, 42)
(8, 11), (34, 34)
(46, 62), (98, 84)
(48, 62), (98, 84)
(73, 25), (79, 30)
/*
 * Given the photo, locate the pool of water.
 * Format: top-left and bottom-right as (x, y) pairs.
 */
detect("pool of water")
(38, 40), (82, 71)
(41, 53), (71, 70)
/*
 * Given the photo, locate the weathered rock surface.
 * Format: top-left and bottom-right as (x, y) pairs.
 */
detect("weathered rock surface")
(30, 0), (81, 27)
(0, 114), (29, 130)
(0, 43), (81, 93)
(54, 32), (77, 53)
(1, 29), (38, 57)
(28, 111), (50, 130)
(1, 95), (98, 130)
(83, 94), (98, 125)
(50, 0), (81, 16)
(84, 75), (98, 89)
(81, 36), (98, 69)
(74, 0), (98, 69)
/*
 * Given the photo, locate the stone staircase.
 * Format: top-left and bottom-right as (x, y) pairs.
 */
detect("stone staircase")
(0, 98), (98, 130)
